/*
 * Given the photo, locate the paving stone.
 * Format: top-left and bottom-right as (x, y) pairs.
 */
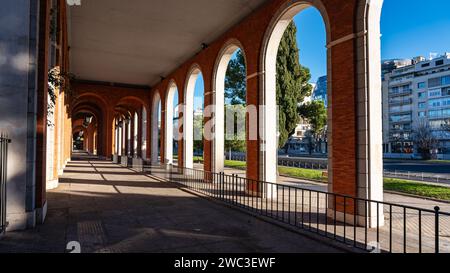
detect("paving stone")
(0, 157), (342, 253)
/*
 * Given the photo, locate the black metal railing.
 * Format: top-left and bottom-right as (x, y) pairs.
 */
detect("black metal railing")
(0, 135), (11, 235)
(146, 164), (450, 253)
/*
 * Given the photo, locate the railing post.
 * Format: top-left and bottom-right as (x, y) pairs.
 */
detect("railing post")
(1, 135), (11, 235)
(435, 206), (440, 253)
(220, 172), (224, 200)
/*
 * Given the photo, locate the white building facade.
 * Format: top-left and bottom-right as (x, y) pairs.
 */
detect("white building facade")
(382, 53), (450, 159)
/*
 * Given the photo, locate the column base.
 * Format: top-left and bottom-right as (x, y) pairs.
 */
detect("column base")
(36, 201), (48, 225)
(47, 178), (59, 190)
(112, 154), (119, 164)
(326, 208), (385, 228)
(132, 157), (144, 172)
(5, 210), (36, 232)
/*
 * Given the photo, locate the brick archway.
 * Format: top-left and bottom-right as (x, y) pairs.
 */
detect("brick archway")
(72, 82), (150, 159)
(183, 64), (204, 169)
(164, 80), (180, 165)
(211, 40), (247, 174)
(259, 1), (331, 187)
(151, 91), (162, 164)
(149, 0), (384, 225)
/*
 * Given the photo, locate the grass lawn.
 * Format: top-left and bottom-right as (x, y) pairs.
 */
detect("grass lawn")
(384, 178), (450, 201)
(193, 156), (204, 163)
(224, 160), (246, 169)
(426, 160), (450, 164)
(278, 166), (327, 182)
(188, 158), (450, 201)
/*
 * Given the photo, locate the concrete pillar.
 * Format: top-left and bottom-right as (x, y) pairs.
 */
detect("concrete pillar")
(141, 107), (148, 159)
(352, 0), (385, 227)
(0, 0), (41, 230)
(35, 0), (51, 224)
(136, 111), (143, 158)
(129, 115), (134, 157)
(165, 83), (177, 164)
(184, 66), (201, 169)
(118, 119), (123, 156)
(151, 93), (161, 163)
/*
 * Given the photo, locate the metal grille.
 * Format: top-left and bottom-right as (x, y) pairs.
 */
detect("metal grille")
(147, 164), (450, 253)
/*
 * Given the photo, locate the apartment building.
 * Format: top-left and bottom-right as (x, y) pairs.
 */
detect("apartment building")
(382, 53), (450, 159)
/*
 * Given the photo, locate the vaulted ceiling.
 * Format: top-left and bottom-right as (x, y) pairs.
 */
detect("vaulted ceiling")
(68, 0), (268, 87)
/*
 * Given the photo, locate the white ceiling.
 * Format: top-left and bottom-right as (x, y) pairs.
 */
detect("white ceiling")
(68, 0), (268, 87)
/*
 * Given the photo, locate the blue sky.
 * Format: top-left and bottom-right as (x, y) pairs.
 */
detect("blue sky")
(380, 0), (450, 61)
(192, 0), (450, 106)
(293, 7), (327, 84)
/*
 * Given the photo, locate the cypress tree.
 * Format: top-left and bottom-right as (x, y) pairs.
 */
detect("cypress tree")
(224, 23), (314, 150)
(276, 22), (312, 149)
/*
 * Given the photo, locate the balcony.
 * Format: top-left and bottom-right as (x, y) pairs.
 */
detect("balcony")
(389, 89), (413, 97)
(388, 98), (413, 106)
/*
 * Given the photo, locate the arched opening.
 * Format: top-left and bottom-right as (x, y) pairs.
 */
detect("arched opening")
(93, 130), (98, 155)
(71, 94), (107, 157)
(151, 92), (162, 163)
(165, 82), (179, 165)
(213, 42), (247, 173)
(184, 66), (204, 169)
(261, 2), (330, 195)
(73, 131), (84, 151)
(133, 111), (139, 157)
(141, 106), (148, 160)
(114, 96), (148, 160)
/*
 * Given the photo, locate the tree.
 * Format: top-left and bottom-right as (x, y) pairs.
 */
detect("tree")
(224, 104), (246, 154)
(225, 49), (246, 105)
(412, 120), (438, 160)
(223, 22), (313, 150)
(193, 113), (203, 154)
(298, 100), (327, 135)
(224, 49), (247, 154)
(276, 22), (312, 149)
(298, 100), (327, 154)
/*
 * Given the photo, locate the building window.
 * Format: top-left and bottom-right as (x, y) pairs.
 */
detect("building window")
(429, 98), (450, 108)
(436, 60), (444, 66)
(418, 111), (426, 117)
(428, 88), (442, 97)
(418, 92), (426, 99)
(429, 119), (450, 129)
(418, 102), (426, 109)
(429, 108), (450, 118)
(429, 77), (441, 88)
(418, 82), (426, 89)
(390, 114), (412, 122)
(442, 75), (450, 86)
(391, 142), (414, 154)
(422, 63), (430, 68)
(390, 105), (412, 112)
(443, 87), (450, 96)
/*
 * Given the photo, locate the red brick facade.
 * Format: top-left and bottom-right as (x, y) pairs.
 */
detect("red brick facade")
(37, 0), (375, 213)
(149, 0), (363, 198)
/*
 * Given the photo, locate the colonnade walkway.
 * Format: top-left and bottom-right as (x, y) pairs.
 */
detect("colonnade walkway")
(0, 153), (342, 253)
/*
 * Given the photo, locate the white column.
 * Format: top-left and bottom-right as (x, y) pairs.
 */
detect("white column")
(141, 107), (147, 160)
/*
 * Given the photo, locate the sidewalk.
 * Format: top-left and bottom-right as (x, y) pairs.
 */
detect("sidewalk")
(0, 158), (342, 253)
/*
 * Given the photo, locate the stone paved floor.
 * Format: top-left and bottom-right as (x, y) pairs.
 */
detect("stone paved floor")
(0, 156), (342, 253)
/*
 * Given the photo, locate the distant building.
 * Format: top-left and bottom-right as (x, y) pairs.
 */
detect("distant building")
(381, 59), (413, 80)
(281, 76), (329, 156)
(382, 53), (450, 159)
(312, 76), (328, 107)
